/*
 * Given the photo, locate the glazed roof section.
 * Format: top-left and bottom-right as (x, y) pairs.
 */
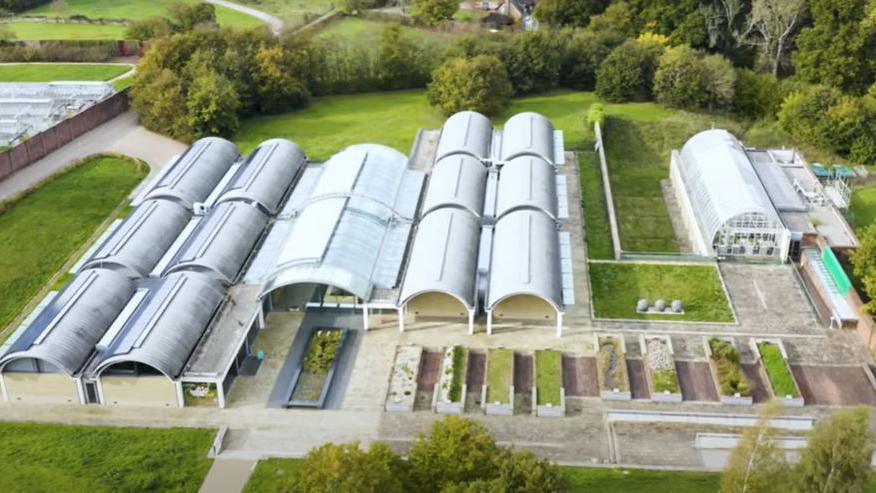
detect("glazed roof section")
(420, 154), (488, 218)
(143, 137), (239, 210)
(434, 111), (493, 162)
(216, 138), (306, 215)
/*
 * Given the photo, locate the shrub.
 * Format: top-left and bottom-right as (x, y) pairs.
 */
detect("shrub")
(500, 30), (565, 94)
(778, 85), (842, 150)
(586, 102), (605, 127)
(303, 330), (343, 374)
(733, 69), (783, 120)
(701, 54), (735, 110)
(709, 338), (749, 397)
(252, 44), (311, 113)
(533, 0), (610, 28)
(293, 442), (406, 493)
(596, 37), (665, 102)
(427, 55), (513, 116)
(411, 0), (458, 26)
(653, 44), (707, 109)
(559, 29), (614, 90)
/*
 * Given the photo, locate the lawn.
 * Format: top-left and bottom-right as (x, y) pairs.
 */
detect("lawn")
(0, 155), (145, 336)
(0, 422), (214, 492)
(486, 348), (513, 405)
(850, 185), (876, 232)
(4, 22), (128, 40)
(449, 345), (467, 403)
(313, 17), (456, 46)
(230, 0), (333, 26)
(589, 262), (734, 322)
(535, 349), (562, 406)
(24, 0), (264, 29)
(579, 150), (613, 259)
(245, 458), (303, 493)
(757, 342), (799, 398)
(0, 63), (129, 82)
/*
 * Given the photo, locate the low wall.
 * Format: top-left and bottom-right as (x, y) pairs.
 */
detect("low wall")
(0, 90), (129, 182)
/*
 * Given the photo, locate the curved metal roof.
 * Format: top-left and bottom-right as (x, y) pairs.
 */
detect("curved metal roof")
(163, 202), (268, 284)
(678, 129), (783, 248)
(145, 137), (239, 210)
(82, 199), (192, 279)
(434, 111), (493, 162)
(487, 210), (562, 312)
(500, 112), (555, 164)
(0, 269), (135, 375)
(421, 155), (488, 218)
(496, 156), (557, 220)
(91, 272), (226, 379)
(216, 138), (305, 215)
(399, 208), (480, 309)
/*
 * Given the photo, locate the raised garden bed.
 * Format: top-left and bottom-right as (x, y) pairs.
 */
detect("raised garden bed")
(287, 328), (347, 408)
(533, 349), (565, 417)
(385, 345), (422, 412)
(753, 339), (803, 407)
(483, 348), (514, 415)
(705, 337), (752, 405)
(434, 345), (468, 414)
(641, 335), (681, 403)
(596, 335), (631, 401)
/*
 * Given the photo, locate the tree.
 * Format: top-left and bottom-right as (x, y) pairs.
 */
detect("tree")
(560, 30), (613, 90)
(738, 0), (805, 76)
(720, 404), (791, 493)
(733, 69), (782, 120)
(701, 54), (736, 110)
(125, 17), (173, 41)
(291, 442), (406, 493)
(131, 68), (190, 140)
(500, 30), (564, 94)
(595, 37), (665, 102)
(793, 0), (876, 94)
(0, 23), (14, 41)
(167, 2), (217, 32)
(588, 1), (638, 40)
(533, 0), (610, 28)
(852, 227), (876, 311)
(442, 449), (570, 493)
(778, 85), (843, 150)
(379, 24), (429, 90)
(795, 407), (874, 493)
(252, 45), (310, 113)
(629, 0), (707, 46)
(186, 68), (241, 138)
(427, 55), (513, 117)
(412, 0), (458, 26)
(653, 45), (707, 110)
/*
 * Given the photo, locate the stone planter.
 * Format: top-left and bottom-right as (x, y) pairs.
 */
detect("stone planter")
(595, 334), (631, 401)
(482, 348), (514, 415)
(434, 346), (468, 414)
(641, 334), (682, 403)
(385, 345), (422, 412)
(751, 338), (804, 407)
(483, 384), (514, 415)
(531, 350), (565, 417)
(703, 337), (752, 406)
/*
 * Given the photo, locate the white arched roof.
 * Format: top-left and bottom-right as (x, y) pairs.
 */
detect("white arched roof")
(399, 208), (481, 310)
(500, 112), (555, 164)
(82, 199), (192, 279)
(487, 210), (562, 312)
(496, 156), (557, 220)
(216, 138), (306, 215)
(421, 155), (488, 218)
(678, 129), (783, 248)
(145, 137), (239, 210)
(434, 111), (492, 162)
(0, 269), (135, 375)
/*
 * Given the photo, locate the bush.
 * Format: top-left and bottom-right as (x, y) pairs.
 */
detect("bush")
(701, 54), (735, 110)
(500, 30), (565, 94)
(595, 37), (665, 102)
(733, 69), (783, 120)
(186, 68), (241, 138)
(559, 29), (614, 90)
(533, 0), (610, 28)
(412, 0), (457, 26)
(709, 338), (749, 397)
(427, 55), (513, 116)
(778, 85), (842, 150)
(0, 0), (48, 12)
(586, 102), (605, 127)
(292, 442), (406, 493)
(0, 40), (118, 62)
(653, 45), (707, 109)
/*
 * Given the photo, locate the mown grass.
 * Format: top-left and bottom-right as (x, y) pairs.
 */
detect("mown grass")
(0, 63), (129, 82)
(4, 22), (127, 40)
(0, 156), (145, 336)
(535, 349), (562, 406)
(0, 422), (214, 492)
(25, 0), (264, 28)
(757, 342), (799, 398)
(578, 150), (613, 259)
(313, 17), (456, 45)
(561, 467), (721, 493)
(244, 458), (303, 493)
(448, 345), (467, 403)
(486, 348), (513, 405)
(589, 262), (734, 322)
(851, 185), (876, 232)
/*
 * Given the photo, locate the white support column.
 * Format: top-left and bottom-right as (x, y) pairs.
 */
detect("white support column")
(217, 382), (227, 409)
(398, 307), (405, 333)
(556, 312), (564, 338)
(468, 310), (475, 335)
(74, 378), (86, 405)
(96, 378), (106, 405)
(362, 305), (369, 331)
(257, 303), (266, 330)
(0, 373), (8, 402)
(175, 381), (185, 408)
(486, 310), (493, 336)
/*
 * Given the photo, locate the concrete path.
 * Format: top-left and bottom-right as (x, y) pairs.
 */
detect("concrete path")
(205, 0), (283, 35)
(0, 111), (186, 201)
(200, 458), (257, 493)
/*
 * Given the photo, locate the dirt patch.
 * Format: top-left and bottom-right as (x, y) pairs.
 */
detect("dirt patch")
(741, 363), (771, 403)
(790, 365), (876, 406)
(676, 361), (719, 402)
(466, 351), (486, 389)
(563, 356), (599, 397)
(627, 359), (650, 400)
(514, 353), (533, 392)
(416, 350), (442, 392)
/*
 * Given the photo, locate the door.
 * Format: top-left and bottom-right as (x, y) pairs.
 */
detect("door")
(84, 381), (99, 404)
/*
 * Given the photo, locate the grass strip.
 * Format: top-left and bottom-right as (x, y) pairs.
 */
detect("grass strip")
(579, 150), (613, 259)
(448, 345), (467, 403)
(486, 348), (513, 405)
(535, 349), (562, 406)
(757, 342), (799, 398)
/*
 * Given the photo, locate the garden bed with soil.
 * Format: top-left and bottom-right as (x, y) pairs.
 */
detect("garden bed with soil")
(705, 337), (752, 405)
(287, 328), (347, 408)
(533, 349), (565, 417)
(434, 345), (468, 414)
(483, 348), (514, 415)
(641, 335), (681, 403)
(596, 335), (631, 400)
(385, 345), (422, 412)
(752, 339), (803, 407)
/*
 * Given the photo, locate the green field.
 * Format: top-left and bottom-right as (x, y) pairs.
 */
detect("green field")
(4, 22), (128, 40)
(579, 150), (613, 259)
(486, 348), (513, 405)
(757, 342), (800, 398)
(25, 0), (264, 29)
(314, 17), (457, 45)
(232, 0), (332, 26)
(0, 156), (145, 335)
(851, 185), (876, 232)
(0, 63), (129, 82)
(535, 349), (562, 406)
(0, 422), (214, 492)
(589, 262), (735, 322)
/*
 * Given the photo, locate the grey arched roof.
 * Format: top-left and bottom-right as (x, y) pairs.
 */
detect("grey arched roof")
(434, 111), (493, 162)
(678, 129), (783, 248)
(216, 138), (306, 215)
(400, 208), (480, 310)
(0, 269), (135, 375)
(500, 112), (556, 164)
(261, 144), (424, 300)
(91, 272), (226, 379)
(82, 199), (192, 279)
(421, 155), (488, 218)
(145, 137), (239, 210)
(496, 156), (557, 220)
(163, 202), (268, 284)
(487, 210), (562, 312)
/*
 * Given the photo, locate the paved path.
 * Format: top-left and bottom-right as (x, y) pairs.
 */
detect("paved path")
(200, 458), (257, 493)
(205, 0), (283, 35)
(0, 111), (186, 201)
